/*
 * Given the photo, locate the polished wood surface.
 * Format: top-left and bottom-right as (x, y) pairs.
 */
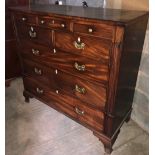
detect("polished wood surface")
(55, 70), (107, 109)
(16, 23), (52, 46)
(21, 48), (109, 85)
(109, 15), (149, 137)
(10, 5), (148, 154)
(73, 20), (115, 39)
(38, 15), (70, 31)
(10, 4), (148, 24)
(55, 31), (111, 61)
(22, 58), (54, 87)
(19, 40), (52, 56)
(23, 76), (104, 132)
(14, 12), (37, 25)
(22, 58), (107, 110)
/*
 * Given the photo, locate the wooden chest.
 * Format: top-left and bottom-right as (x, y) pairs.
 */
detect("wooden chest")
(10, 5), (148, 154)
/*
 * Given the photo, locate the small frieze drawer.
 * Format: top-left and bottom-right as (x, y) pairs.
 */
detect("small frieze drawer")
(73, 21), (115, 40)
(14, 13), (37, 25)
(38, 16), (70, 31)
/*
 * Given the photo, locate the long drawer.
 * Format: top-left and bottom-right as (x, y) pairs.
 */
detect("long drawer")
(55, 31), (111, 62)
(22, 59), (107, 109)
(42, 53), (109, 85)
(23, 76), (104, 132)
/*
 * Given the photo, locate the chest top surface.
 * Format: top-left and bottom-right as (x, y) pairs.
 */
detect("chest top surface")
(10, 4), (148, 25)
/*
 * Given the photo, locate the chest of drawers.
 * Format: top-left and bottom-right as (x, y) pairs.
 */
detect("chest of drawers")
(10, 5), (148, 154)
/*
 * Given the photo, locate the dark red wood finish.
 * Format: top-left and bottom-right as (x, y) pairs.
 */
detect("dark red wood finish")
(5, 0), (29, 86)
(16, 23), (52, 46)
(23, 59), (107, 110)
(10, 5), (148, 154)
(20, 48), (109, 85)
(54, 31), (111, 61)
(106, 15), (149, 137)
(73, 21), (115, 39)
(38, 16), (70, 31)
(23, 76), (105, 132)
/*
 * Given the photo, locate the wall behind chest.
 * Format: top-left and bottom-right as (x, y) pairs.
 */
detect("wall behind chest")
(32, 0), (104, 7)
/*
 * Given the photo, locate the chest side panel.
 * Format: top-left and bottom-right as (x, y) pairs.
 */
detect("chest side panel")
(105, 15), (148, 137)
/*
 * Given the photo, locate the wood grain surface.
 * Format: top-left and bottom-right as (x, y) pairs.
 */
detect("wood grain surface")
(10, 6), (148, 154)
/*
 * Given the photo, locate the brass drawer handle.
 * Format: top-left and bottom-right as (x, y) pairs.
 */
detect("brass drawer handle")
(29, 31), (36, 38)
(22, 17), (27, 21)
(75, 85), (86, 94)
(53, 48), (57, 54)
(55, 69), (58, 74)
(88, 28), (93, 33)
(61, 24), (65, 28)
(36, 88), (44, 94)
(74, 37), (85, 50)
(32, 49), (40, 55)
(40, 20), (45, 24)
(34, 67), (42, 75)
(74, 62), (85, 71)
(29, 27), (36, 38)
(75, 107), (85, 116)
(52, 20), (55, 24)
(56, 90), (59, 94)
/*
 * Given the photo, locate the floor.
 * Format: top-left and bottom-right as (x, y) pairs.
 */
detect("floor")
(6, 78), (149, 155)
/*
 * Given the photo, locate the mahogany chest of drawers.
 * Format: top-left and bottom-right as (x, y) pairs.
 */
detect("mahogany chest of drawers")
(10, 5), (148, 154)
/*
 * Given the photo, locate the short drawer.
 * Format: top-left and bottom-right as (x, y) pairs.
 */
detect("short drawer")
(55, 31), (111, 62)
(73, 21), (115, 40)
(22, 59), (56, 89)
(55, 70), (107, 109)
(40, 51), (109, 84)
(38, 16), (70, 31)
(14, 13), (36, 25)
(23, 76), (104, 131)
(16, 24), (52, 46)
(73, 98), (104, 131)
(19, 40), (53, 57)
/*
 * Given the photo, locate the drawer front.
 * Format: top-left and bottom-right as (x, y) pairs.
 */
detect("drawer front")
(22, 59), (107, 109)
(23, 76), (78, 119)
(23, 77), (104, 131)
(22, 59), (57, 89)
(41, 51), (109, 84)
(55, 70), (107, 109)
(38, 16), (70, 31)
(16, 24), (52, 46)
(55, 31), (111, 62)
(73, 98), (104, 131)
(14, 13), (37, 25)
(19, 40), (53, 57)
(73, 21), (115, 40)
